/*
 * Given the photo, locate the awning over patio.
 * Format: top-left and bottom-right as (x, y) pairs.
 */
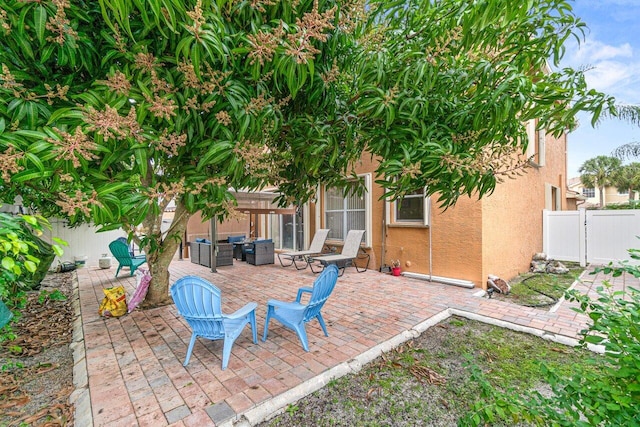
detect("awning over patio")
(232, 190), (296, 215)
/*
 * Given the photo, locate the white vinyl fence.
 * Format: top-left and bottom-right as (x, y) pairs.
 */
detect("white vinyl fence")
(543, 209), (640, 266)
(43, 219), (129, 268)
(1, 204), (128, 268)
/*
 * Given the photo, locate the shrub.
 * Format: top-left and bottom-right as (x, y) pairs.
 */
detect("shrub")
(587, 200), (640, 210)
(461, 254), (640, 426)
(0, 212), (64, 306)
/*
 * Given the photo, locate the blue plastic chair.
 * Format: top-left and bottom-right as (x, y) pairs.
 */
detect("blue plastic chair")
(109, 239), (147, 277)
(170, 276), (258, 370)
(262, 264), (339, 351)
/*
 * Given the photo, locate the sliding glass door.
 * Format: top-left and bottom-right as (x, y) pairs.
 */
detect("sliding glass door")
(269, 209), (304, 251)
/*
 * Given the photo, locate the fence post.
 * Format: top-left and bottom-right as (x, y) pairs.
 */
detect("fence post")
(579, 209), (586, 267)
(542, 210), (549, 255)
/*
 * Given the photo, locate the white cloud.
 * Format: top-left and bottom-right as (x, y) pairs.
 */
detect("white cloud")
(562, 37), (640, 103)
(584, 60), (634, 90)
(571, 39), (633, 63)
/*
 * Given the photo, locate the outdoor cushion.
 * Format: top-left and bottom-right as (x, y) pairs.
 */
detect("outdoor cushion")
(228, 235), (246, 243)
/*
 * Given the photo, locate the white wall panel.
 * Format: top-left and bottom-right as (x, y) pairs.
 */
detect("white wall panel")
(543, 210), (581, 262)
(43, 219), (127, 268)
(586, 210), (640, 266)
(544, 209), (640, 267)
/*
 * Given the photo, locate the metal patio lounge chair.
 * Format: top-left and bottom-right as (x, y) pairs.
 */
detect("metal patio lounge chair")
(277, 228), (330, 270)
(308, 229), (369, 276)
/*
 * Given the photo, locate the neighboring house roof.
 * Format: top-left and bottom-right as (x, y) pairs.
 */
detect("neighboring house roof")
(567, 177), (582, 188)
(566, 189), (586, 201)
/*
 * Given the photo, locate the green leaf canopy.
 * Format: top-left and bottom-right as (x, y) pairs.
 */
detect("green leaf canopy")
(0, 0), (613, 225)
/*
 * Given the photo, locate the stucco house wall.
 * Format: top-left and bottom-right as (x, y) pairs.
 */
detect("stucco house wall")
(429, 197), (484, 285)
(312, 130), (568, 288)
(184, 126), (568, 289)
(186, 211), (250, 243)
(603, 186), (637, 205)
(481, 132), (567, 285)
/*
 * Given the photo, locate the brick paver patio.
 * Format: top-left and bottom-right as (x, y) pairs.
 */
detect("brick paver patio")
(69, 256), (636, 426)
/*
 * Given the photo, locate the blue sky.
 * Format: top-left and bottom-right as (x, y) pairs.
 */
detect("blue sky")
(560, 0), (640, 178)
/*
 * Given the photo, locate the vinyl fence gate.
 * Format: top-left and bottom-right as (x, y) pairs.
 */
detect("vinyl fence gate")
(543, 209), (640, 267)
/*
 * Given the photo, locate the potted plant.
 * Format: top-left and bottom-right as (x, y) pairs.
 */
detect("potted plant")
(391, 260), (401, 276)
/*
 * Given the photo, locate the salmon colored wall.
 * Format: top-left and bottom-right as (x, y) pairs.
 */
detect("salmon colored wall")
(186, 212), (250, 243)
(210, 128), (569, 290)
(337, 155), (487, 283)
(429, 197), (484, 286)
(382, 226), (430, 273)
(481, 133), (568, 286)
(338, 131), (567, 288)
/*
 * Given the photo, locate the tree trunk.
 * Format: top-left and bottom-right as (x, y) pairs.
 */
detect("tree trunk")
(599, 186), (606, 208)
(141, 201), (191, 308)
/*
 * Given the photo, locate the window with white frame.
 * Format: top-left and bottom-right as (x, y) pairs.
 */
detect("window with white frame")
(526, 119), (546, 167)
(617, 188), (630, 196)
(388, 188), (430, 225)
(582, 187), (595, 198)
(324, 175), (371, 245)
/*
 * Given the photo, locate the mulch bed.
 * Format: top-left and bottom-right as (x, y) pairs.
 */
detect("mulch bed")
(0, 271), (76, 426)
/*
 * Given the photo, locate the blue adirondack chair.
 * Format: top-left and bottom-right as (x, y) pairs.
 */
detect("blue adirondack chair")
(170, 276), (258, 370)
(109, 239), (147, 277)
(262, 264), (339, 351)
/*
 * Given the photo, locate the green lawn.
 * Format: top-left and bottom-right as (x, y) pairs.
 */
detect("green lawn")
(259, 316), (602, 427)
(494, 262), (584, 308)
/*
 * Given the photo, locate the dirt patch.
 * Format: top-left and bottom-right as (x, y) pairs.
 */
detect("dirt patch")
(0, 271), (76, 426)
(258, 316), (594, 426)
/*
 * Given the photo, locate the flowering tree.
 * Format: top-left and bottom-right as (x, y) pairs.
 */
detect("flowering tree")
(0, 0), (612, 307)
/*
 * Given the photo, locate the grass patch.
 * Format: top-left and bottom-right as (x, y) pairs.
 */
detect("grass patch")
(259, 316), (602, 427)
(494, 262), (584, 308)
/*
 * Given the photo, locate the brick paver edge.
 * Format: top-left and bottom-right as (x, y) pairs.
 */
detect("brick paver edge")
(69, 270), (93, 427)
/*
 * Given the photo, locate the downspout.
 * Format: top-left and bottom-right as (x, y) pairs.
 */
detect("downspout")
(429, 201), (432, 280)
(381, 198), (387, 269)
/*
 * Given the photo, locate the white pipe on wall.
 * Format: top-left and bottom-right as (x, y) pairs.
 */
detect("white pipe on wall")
(402, 271), (475, 289)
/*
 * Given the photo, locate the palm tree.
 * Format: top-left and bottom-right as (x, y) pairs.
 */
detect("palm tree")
(578, 156), (622, 207)
(611, 163), (640, 201)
